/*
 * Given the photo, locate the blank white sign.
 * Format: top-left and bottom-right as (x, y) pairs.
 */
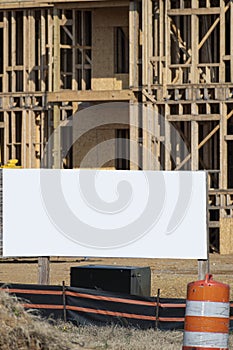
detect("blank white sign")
(2, 169), (207, 259)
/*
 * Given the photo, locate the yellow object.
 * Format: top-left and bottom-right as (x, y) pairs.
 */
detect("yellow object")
(0, 159), (22, 168)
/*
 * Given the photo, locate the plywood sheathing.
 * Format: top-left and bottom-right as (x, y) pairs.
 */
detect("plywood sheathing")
(72, 102), (129, 168)
(220, 218), (233, 254)
(92, 7), (129, 90)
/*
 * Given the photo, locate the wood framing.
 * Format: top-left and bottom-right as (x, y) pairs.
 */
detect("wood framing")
(0, 0), (233, 254)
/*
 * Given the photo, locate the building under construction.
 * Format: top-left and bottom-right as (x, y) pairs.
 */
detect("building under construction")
(0, 0), (232, 253)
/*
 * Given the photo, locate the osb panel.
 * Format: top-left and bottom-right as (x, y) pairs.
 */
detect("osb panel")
(73, 128), (116, 168)
(92, 7), (129, 91)
(220, 217), (233, 254)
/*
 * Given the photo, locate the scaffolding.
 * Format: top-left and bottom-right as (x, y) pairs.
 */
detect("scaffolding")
(0, 0), (232, 253)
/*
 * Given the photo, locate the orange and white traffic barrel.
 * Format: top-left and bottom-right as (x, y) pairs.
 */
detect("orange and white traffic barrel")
(183, 274), (230, 350)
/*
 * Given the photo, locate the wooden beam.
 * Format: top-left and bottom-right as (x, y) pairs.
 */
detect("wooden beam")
(0, 0), (128, 8)
(168, 8), (221, 15)
(225, 135), (233, 141)
(48, 89), (134, 102)
(167, 114), (220, 121)
(52, 1), (129, 9)
(0, 3), (53, 9)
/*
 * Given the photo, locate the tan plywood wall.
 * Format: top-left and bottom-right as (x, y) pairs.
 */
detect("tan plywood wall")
(72, 102), (129, 168)
(220, 218), (233, 254)
(92, 7), (129, 90)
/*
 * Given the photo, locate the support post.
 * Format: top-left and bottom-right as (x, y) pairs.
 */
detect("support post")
(38, 257), (50, 285)
(198, 172), (210, 280)
(53, 7), (61, 169)
(198, 260), (210, 280)
(38, 7), (61, 285)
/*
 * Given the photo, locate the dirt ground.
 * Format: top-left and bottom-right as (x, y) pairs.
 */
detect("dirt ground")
(1, 254), (233, 298)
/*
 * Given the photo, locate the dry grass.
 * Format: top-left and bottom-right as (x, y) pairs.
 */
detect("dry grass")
(1, 289), (233, 350)
(57, 323), (184, 350)
(0, 290), (78, 350)
(0, 288), (184, 350)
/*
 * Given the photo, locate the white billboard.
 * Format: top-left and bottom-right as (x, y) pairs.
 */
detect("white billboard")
(2, 169), (207, 259)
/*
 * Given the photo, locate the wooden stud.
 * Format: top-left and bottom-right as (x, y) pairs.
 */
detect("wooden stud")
(159, 0), (164, 85)
(48, 9), (53, 92)
(29, 110), (33, 167)
(3, 112), (9, 163)
(220, 103), (228, 189)
(22, 110), (27, 167)
(142, 0), (148, 87)
(129, 100), (139, 170)
(53, 7), (61, 170)
(219, 0), (225, 83)
(147, 0), (153, 93)
(11, 11), (16, 93)
(164, 0), (171, 90)
(3, 11), (8, 93)
(191, 0), (198, 84)
(129, 0), (139, 88)
(23, 10), (28, 93)
(81, 11), (85, 91)
(41, 10), (46, 92)
(72, 9), (78, 90)
(165, 104), (171, 170)
(231, 1), (233, 82)
(28, 10), (35, 91)
(143, 102), (153, 170)
(153, 104), (160, 170)
(191, 104), (198, 170)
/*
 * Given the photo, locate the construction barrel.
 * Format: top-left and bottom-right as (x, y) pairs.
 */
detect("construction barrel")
(183, 274), (230, 350)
